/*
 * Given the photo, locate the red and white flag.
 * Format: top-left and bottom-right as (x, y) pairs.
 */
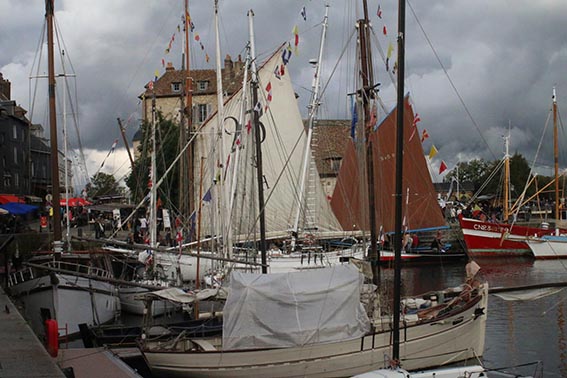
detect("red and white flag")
(439, 161), (448, 175)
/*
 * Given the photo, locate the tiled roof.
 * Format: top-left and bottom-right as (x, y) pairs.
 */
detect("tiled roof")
(141, 65), (243, 98)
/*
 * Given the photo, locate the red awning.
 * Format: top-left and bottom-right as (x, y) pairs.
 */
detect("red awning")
(0, 194), (25, 205)
(60, 197), (92, 207)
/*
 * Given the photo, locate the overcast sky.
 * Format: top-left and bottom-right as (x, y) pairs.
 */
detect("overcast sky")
(2, 0), (567, 189)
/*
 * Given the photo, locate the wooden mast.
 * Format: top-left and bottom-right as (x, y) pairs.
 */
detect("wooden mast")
(554, 87), (560, 221)
(393, 0), (407, 362)
(359, 0), (380, 285)
(248, 9), (267, 273)
(181, 0), (194, 239)
(46, 0), (62, 245)
(503, 132), (510, 221)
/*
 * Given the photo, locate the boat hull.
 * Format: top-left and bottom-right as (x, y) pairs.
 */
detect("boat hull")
(141, 285), (488, 378)
(526, 235), (567, 259)
(9, 274), (119, 337)
(459, 216), (552, 256)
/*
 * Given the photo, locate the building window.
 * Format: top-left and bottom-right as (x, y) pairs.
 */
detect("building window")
(14, 173), (18, 187)
(327, 157), (343, 173)
(197, 81), (209, 91)
(1, 156), (5, 167)
(4, 174), (11, 187)
(13, 147), (17, 164)
(198, 103), (210, 123)
(12, 125), (17, 140)
(172, 82), (181, 93)
(31, 162), (35, 177)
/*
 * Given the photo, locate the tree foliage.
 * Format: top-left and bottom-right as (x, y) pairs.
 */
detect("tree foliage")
(88, 172), (120, 198)
(126, 113), (180, 207)
(444, 153), (537, 199)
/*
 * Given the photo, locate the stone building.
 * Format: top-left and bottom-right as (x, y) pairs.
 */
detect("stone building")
(0, 72), (71, 199)
(133, 55), (244, 157)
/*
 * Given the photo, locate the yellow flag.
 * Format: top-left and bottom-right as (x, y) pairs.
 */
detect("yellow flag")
(387, 42), (394, 59)
(428, 145), (438, 160)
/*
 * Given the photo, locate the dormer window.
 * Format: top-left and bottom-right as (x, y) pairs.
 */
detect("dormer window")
(172, 82), (181, 93)
(197, 81), (209, 91)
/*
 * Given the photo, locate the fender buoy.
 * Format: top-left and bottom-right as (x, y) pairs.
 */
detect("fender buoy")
(45, 319), (59, 357)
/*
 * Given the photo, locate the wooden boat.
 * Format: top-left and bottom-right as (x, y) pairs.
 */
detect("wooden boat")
(139, 6), (488, 376)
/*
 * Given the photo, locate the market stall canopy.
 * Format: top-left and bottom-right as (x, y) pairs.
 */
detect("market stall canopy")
(0, 203), (39, 215)
(0, 195), (25, 204)
(60, 197), (91, 207)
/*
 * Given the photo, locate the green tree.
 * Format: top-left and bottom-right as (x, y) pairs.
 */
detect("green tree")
(126, 113), (180, 208)
(445, 153), (533, 199)
(445, 159), (492, 189)
(89, 172), (120, 198)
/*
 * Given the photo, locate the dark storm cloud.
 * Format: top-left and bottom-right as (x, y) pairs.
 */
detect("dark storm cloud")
(2, 0), (567, 181)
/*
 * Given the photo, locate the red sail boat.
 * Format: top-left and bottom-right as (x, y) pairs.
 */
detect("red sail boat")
(331, 96), (449, 261)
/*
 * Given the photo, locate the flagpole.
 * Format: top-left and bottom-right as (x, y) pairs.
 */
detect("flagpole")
(291, 5), (329, 250)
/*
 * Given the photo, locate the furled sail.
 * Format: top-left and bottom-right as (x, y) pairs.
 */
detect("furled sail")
(331, 96), (445, 233)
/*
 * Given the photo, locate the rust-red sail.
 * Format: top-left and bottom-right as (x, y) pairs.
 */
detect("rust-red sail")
(331, 96), (445, 233)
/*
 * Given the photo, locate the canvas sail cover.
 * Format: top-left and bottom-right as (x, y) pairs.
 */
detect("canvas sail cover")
(331, 96), (445, 233)
(194, 45), (342, 241)
(222, 264), (371, 350)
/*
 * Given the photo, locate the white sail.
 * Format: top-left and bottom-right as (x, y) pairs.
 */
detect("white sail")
(194, 46), (342, 241)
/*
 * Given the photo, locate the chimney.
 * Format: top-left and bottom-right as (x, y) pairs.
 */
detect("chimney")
(165, 62), (175, 71)
(234, 54), (244, 74)
(0, 73), (11, 100)
(224, 54), (234, 78)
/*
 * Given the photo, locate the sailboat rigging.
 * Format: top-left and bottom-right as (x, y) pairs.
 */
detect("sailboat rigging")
(139, 4), (488, 376)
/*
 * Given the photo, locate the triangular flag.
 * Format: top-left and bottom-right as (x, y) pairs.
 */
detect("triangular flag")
(203, 188), (212, 202)
(439, 161), (448, 175)
(383, 25), (387, 35)
(266, 82), (272, 102)
(300, 6), (306, 21)
(428, 145), (438, 160)
(194, 33), (200, 41)
(377, 5), (382, 18)
(292, 25), (300, 55)
(205, 53), (210, 62)
(386, 42), (394, 59)
(413, 113), (421, 127)
(154, 69), (160, 81)
(421, 129), (429, 143)
(274, 65), (281, 79)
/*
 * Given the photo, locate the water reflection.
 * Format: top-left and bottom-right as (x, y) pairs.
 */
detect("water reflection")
(387, 258), (567, 377)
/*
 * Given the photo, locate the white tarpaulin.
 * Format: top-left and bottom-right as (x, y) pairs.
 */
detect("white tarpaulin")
(222, 264), (371, 350)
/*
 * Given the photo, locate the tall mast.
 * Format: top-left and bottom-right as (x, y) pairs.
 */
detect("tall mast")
(62, 67), (70, 250)
(291, 5), (329, 250)
(503, 129), (510, 221)
(359, 0), (379, 284)
(180, 0), (194, 240)
(553, 87), (560, 221)
(228, 47), (251, 243)
(214, 0), (231, 258)
(248, 9), (267, 273)
(149, 94), (157, 252)
(46, 0), (62, 246)
(392, 0), (407, 362)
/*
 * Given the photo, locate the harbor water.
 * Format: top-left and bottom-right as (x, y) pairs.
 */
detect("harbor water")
(380, 257), (566, 378)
